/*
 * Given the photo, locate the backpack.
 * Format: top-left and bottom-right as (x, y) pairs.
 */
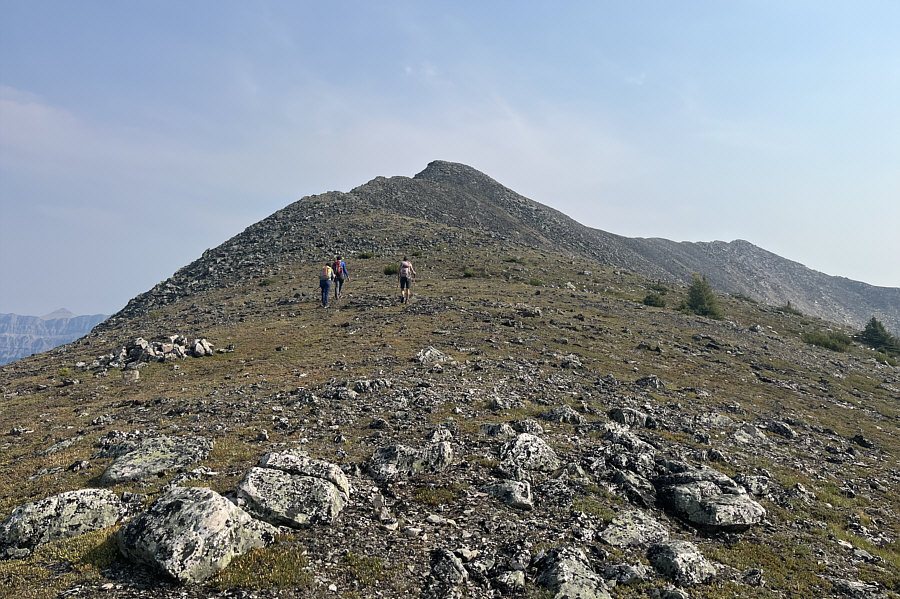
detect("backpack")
(399, 262), (411, 278)
(332, 261), (344, 277)
(320, 265), (332, 281)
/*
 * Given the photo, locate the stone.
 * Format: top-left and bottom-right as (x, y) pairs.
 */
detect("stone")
(733, 424), (769, 445)
(368, 441), (453, 482)
(414, 346), (451, 364)
(422, 548), (468, 599)
(540, 405), (586, 425)
(599, 509), (669, 548)
(609, 407), (648, 428)
(257, 449), (350, 498)
(485, 480), (534, 510)
(603, 563), (652, 586)
(648, 540), (716, 585)
(237, 466), (346, 527)
(0, 489), (125, 558)
(766, 420), (797, 439)
(480, 422), (517, 438)
(500, 433), (560, 472)
(656, 466), (766, 532)
(117, 486), (276, 583)
(494, 569), (526, 592)
(635, 375), (665, 389)
(100, 436), (213, 484)
(534, 547), (611, 599)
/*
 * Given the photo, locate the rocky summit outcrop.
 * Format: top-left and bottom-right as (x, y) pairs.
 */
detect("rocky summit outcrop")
(117, 486), (277, 583)
(0, 489), (125, 558)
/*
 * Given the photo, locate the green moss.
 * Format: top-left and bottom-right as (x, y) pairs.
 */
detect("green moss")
(210, 540), (312, 590)
(343, 553), (391, 586)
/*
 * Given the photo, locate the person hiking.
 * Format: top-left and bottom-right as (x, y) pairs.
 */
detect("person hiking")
(398, 256), (416, 303)
(319, 262), (334, 308)
(332, 256), (349, 300)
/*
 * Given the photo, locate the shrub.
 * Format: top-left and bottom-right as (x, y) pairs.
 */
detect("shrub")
(777, 301), (803, 316)
(648, 281), (668, 294)
(680, 274), (723, 319)
(802, 330), (852, 352)
(857, 316), (900, 356)
(383, 263), (399, 276)
(462, 267), (475, 278)
(527, 278), (545, 286)
(643, 293), (666, 307)
(357, 251), (374, 259)
(258, 278), (274, 287)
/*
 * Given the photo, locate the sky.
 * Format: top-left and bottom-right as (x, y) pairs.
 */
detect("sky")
(1, 1), (898, 316)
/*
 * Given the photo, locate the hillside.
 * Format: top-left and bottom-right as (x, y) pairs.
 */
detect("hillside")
(0, 310), (108, 366)
(0, 162), (898, 599)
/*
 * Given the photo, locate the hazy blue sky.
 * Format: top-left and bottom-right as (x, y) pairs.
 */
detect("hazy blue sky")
(2, 1), (898, 316)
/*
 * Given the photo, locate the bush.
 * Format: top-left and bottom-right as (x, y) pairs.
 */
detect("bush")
(777, 301), (803, 316)
(680, 274), (723, 319)
(383, 263), (399, 276)
(358, 251), (374, 259)
(802, 330), (852, 352)
(643, 293), (666, 307)
(857, 316), (900, 356)
(648, 281), (668, 294)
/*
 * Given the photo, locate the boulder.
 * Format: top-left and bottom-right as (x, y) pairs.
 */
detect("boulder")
(656, 466), (766, 532)
(609, 407), (648, 428)
(237, 450), (349, 528)
(117, 486), (276, 583)
(414, 346), (451, 364)
(540, 405), (586, 425)
(534, 547), (611, 599)
(422, 548), (468, 599)
(100, 436), (213, 484)
(485, 480), (534, 510)
(648, 540), (716, 585)
(500, 433), (560, 472)
(368, 441), (453, 482)
(0, 489), (125, 558)
(599, 509), (669, 548)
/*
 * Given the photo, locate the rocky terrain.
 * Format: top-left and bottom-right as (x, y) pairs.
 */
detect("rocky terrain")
(0, 161), (898, 599)
(0, 310), (108, 366)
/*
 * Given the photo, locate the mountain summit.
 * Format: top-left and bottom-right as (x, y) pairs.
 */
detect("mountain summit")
(105, 160), (899, 333)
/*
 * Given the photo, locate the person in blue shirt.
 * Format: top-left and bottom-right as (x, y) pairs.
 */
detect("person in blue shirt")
(332, 256), (350, 300)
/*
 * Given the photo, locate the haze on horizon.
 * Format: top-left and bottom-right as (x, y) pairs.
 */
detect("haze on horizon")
(1, 1), (898, 317)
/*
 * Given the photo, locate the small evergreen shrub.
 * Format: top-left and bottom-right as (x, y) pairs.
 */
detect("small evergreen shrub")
(648, 281), (668, 294)
(777, 301), (803, 316)
(383, 263), (399, 276)
(643, 293), (666, 307)
(857, 316), (900, 356)
(357, 251), (374, 259)
(680, 274), (723, 319)
(802, 330), (852, 352)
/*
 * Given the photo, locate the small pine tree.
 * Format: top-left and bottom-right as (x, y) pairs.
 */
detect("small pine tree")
(682, 274), (723, 319)
(858, 316), (900, 356)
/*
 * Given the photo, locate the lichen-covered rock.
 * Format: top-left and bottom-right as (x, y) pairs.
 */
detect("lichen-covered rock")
(237, 466), (346, 527)
(118, 486), (276, 583)
(648, 540), (716, 585)
(609, 407), (648, 428)
(500, 433), (560, 472)
(368, 441), (453, 482)
(422, 548), (468, 599)
(414, 346), (451, 364)
(257, 449), (350, 498)
(0, 489), (125, 558)
(599, 509), (669, 548)
(656, 466), (766, 532)
(100, 436), (212, 484)
(485, 480), (533, 510)
(534, 547), (611, 599)
(540, 405), (586, 425)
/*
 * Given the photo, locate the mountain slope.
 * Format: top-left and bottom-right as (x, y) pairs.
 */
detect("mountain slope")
(2, 161), (897, 598)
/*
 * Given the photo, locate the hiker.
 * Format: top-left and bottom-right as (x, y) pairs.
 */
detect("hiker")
(332, 256), (349, 300)
(398, 256), (416, 303)
(319, 262), (334, 308)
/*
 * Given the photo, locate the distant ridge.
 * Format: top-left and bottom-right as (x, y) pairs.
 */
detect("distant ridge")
(0, 310), (107, 365)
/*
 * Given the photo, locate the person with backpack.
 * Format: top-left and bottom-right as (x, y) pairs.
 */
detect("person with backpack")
(398, 256), (416, 304)
(332, 256), (350, 300)
(319, 262), (334, 308)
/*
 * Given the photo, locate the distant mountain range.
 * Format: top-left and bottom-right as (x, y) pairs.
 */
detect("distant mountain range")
(0, 309), (107, 365)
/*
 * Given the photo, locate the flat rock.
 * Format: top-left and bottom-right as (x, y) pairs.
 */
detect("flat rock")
(0, 489), (125, 558)
(535, 547), (611, 599)
(368, 441), (453, 482)
(599, 509), (669, 548)
(118, 486), (276, 583)
(485, 479), (534, 510)
(648, 540), (716, 585)
(100, 436), (213, 484)
(237, 466), (346, 527)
